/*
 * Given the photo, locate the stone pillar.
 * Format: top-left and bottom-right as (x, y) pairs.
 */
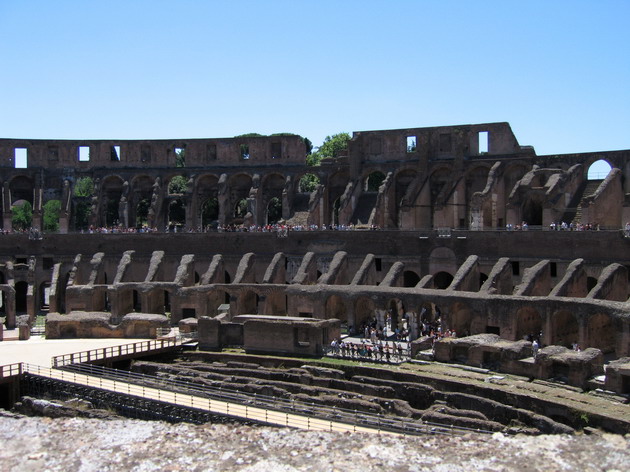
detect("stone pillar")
(3, 182), (12, 230)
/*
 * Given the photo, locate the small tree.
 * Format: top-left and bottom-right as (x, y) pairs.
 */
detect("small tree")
(74, 177), (94, 197)
(12, 201), (33, 231)
(307, 133), (350, 166)
(43, 199), (61, 232)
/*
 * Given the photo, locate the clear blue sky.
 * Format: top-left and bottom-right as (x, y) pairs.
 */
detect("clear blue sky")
(1, 0), (629, 159)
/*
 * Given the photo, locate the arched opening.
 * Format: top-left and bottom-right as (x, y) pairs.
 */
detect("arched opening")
(365, 171), (386, 191)
(239, 290), (259, 314)
(551, 310), (579, 348)
(587, 159), (612, 180)
(355, 297), (376, 333)
(135, 198), (150, 228)
(105, 198), (119, 226)
(587, 276), (598, 292)
(325, 294), (347, 326)
(266, 197), (282, 224)
(587, 313), (615, 354)
(0, 290), (6, 317)
(201, 198), (219, 229)
(434, 271), (454, 289)
(332, 197), (341, 225)
(448, 302), (472, 337)
(15, 281), (28, 313)
(169, 199), (186, 229)
(522, 198), (543, 226)
(403, 270), (420, 288)
(515, 306), (542, 341)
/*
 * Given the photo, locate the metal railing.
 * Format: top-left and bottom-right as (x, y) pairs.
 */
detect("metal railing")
(51, 336), (189, 368)
(48, 362), (491, 437)
(323, 345), (411, 364)
(0, 363), (23, 379)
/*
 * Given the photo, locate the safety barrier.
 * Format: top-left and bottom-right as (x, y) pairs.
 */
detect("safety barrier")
(0, 363), (22, 379)
(51, 336), (189, 368)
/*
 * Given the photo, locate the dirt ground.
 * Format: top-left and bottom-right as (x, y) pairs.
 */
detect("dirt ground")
(0, 414), (628, 471)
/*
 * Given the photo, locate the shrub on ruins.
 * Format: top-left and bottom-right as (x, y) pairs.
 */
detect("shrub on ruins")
(43, 199), (61, 232)
(12, 201), (33, 231)
(73, 177), (94, 197)
(307, 133), (350, 166)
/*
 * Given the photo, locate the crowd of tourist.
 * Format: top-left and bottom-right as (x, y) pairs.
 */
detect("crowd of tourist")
(328, 339), (408, 363)
(549, 221), (600, 231)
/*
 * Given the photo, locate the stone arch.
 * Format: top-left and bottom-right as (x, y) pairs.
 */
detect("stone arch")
(196, 174), (220, 229)
(587, 313), (615, 354)
(403, 270), (420, 288)
(168, 198), (186, 229)
(129, 175), (154, 228)
(521, 194), (544, 226)
(515, 306), (542, 341)
(363, 170), (386, 192)
(433, 272), (454, 289)
(354, 297), (376, 330)
(325, 294), (347, 322)
(228, 173), (253, 224)
(9, 175), (34, 205)
(208, 288), (230, 316)
(551, 310), (579, 348)
(200, 197), (219, 229)
(238, 289), (259, 315)
(587, 159), (613, 181)
(266, 197), (282, 224)
(447, 301), (472, 336)
(97, 175), (127, 226)
(326, 171), (350, 226)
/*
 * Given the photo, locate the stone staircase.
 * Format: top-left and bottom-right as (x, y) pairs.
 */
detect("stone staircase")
(572, 180), (602, 225)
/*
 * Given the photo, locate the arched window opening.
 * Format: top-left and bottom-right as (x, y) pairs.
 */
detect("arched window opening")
(332, 197), (341, 225)
(105, 199), (119, 227)
(169, 199), (186, 229)
(403, 270), (420, 288)
(267, 197), (282, 224)
(366, 171), (386, 191)
(434, 271), (453, 289)
(201, 198), (219, 229)
(136, 198), (150, 228)
(587, 159), (612, 181)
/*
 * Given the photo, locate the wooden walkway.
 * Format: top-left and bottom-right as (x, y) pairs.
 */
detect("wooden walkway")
(22, 364), (398, 435)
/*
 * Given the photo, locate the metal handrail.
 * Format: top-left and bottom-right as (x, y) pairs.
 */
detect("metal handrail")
(51, 362), (492, 437)
(51, 336), (193, 368)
